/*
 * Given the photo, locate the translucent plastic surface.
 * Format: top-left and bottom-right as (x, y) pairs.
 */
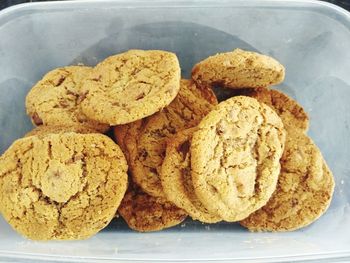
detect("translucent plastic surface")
(0, 0), (349, 262)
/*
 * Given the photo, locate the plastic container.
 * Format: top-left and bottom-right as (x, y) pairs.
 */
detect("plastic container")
(0, 0), (350, 262)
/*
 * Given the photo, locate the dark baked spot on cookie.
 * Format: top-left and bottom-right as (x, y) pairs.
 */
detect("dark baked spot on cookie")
(135, 92), (146, 101)
(150, 129), (167, 138)
(55, 76), (66, 86)
(52, 170), (61, 178)
(245, 58), (254, 66)
(74, 154), (84, 162)
(149, 167), (158, 174)
(138, 149), (148, 161)
(59, 101), (70, 108)
(216, 123), (226, 135)
(66, 89), (77, 96)
(291, 198), (299, 207)
(180, 167), (191, 177)
(91, 75), (102, 82)
(77, 91), (89, 104)
(130, 68), (140, 76)
(177, 140), (190, 157)
(32, 112), (43, 125)
(167, 126), (177, 135)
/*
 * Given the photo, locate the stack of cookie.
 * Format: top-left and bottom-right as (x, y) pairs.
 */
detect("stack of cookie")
(189, 50), (335, 231)
(0, 48), (335, 241)
(114, 49), (335, 232)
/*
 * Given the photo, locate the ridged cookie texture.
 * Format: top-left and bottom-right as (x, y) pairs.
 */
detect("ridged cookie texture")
(0, 133), (128, 240)
(192, 49), (285, 89)
(161, 128), (221, 223)
(240, 132), (335, 231)
(25, 66), (109, 132)
(114, 79), (217, 197)
(80, 50), (181, 125)
(191, 96), (286, 222)
(118, 183), (187, 232)
(239, 87), (309, 132)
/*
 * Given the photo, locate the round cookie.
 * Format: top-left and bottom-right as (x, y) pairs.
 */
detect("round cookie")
(192, 49), (285, 89)
(25, 66), (109, 132)
(118, 183), (187, 232)
(25, 125), (98, 138)
(240, 132), (335, 231)
(161, 128), (221, 223)
(242, 87), (309, 132)
(114, 79), (217, 197)
(80, 50), (181, 125)
(0, 133), (128, 240)
(191, 96), (286, 222)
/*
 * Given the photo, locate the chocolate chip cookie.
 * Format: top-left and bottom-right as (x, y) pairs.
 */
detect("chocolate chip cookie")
(0, 133), (128, 240)
(191, 96), (286, 222)
(118, 183), (187, 232)
(25, 66), (109, 132)
(114, 79), (217, 197)
(192, 49), (285, 89)
(80, 50), (181, 125)
(240, 132), (335, 231)
(161, 128), (221, 223)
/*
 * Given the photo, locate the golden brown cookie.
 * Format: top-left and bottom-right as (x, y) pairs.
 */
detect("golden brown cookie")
(0, 133), (128, 240)
(191, 96), (286, 222)
(118, 183), (187, 232)
(25, 66), (109, 132)
(25, 125), (98, 138)
(113, 120), (142, 165)
(239, 87), (309, 132)
(161, 128), (221, 223)
(240, 132), (335, 231)
(80, 50), (181, 125)
(114, 79), (217, 197)
(192, 49), (285, 89)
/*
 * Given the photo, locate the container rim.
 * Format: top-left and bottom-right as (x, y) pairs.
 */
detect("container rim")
(1, 0), (350, 31)
(0, 0), (350, 17)
(1, 249), (350, 262)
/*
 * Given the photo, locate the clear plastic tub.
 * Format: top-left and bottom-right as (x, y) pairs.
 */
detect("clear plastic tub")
(0, 0), (350, 262)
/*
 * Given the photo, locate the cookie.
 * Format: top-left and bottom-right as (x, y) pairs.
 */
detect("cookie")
(25, 66), (109, 132)
(192, 49), (285, 89)
(114, 79), (217, 197)
(0, 133), (128, 240)
(118, 183), (187, 232)
(191, 96), (286, 222)
(240, 132), (335, 231)
(80, 50), (181, 125)
(236, 87), (309, 132)
(161, 128), (221, 223)
(113, 120), (142, 165)
(25, 125), (98, 138)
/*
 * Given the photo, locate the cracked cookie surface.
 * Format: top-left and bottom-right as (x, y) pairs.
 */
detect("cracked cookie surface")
(234, 87), (309, 132)
(80, 50), (181, 125)
(192, 49), (285, 89)
(114, 79), (217, 197)
(191, 96), (286, 222)
(161, 128), (221, 223)
(118, 183), (187, 232)
(25, 125), (98, 138)
(0, 133), (128, 240)
(25, 66), (109, 132)
(240, 132), (335, 231)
